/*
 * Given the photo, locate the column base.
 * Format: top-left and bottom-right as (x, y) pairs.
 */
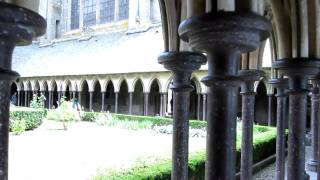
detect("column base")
(306, 159), (318, 172)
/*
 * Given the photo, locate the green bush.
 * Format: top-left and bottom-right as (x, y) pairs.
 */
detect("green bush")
(92, 127), (277, 180)
(82, 112), (97, 122)
(10, 108), (45, 131)
(9, 118), (26, 135)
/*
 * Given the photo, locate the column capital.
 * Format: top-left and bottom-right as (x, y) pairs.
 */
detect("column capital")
(239, 69), (264, 95)
(269, 78), (289, 97)
(158, 51), (206, 92)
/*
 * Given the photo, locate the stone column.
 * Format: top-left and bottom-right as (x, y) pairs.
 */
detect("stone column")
(17, 91), (20, 106)
(269, 77), (288, 180)
(267, 94), (275, 126)
(48, 91), (52, 109)
(179, 12), (270, 179)
(79, 0), (84, 28)
(144, 92), (149, 115)
(197, 93), (201, 120)
(239, 70), (264, 180)
(202, 93), (206, 120)
(101, 92), (105, 112)
(129, 92), (133, 114)
(114, 0), (120, 21)
(96, 0), (101, 24)
(78, 91), (82, 107)
(25, 91), (28, 107)
(158, 52), (206, 180)
(115, 92), (119, 113)
(163, 93), (168, 116)
(0, 3), (45, 179)
(273, 59), (320, 180)
(160, 93), (163, 116)
(307, 82), (320, 172)
(89, 91), (93, 111)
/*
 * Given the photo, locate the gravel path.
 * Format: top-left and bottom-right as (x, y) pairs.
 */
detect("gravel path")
(9, 120), (206, 180)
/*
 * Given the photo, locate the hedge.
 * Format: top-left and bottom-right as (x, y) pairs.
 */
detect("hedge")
(93, 127), (277, 180)
(83, 112), (208, 129)
(10, 107), (45, 131)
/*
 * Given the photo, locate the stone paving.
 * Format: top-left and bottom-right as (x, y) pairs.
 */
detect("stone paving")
(9, 120), (205, 180)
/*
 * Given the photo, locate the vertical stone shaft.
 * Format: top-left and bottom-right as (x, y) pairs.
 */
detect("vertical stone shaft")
(48, 91), (52, 109)
(197, 93), (201, 120)
(163, 93), (167, 116)
(160, 93), (163, 116)
(89, 92), (93, 111)
(115, 92), (119, 113)
(101, 92), (105, 112)
(144, 93), (149, 115)
(268, 94), (275, 126)
(202, 93), (206, 120)
(307, 86), (320, 172)
(205, 53), (239, 179)
(129, 92), (133, 114)
(275, 91), (287, 180)
(25, 91), (28, 107)
(17, 91), (20, 106)
(287, 92), (307, 180)
(240, 93), (255, 180)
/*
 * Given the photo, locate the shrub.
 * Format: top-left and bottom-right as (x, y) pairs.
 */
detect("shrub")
(10, 107), (45, 131)
(30, 94), (46, 109)
(9, 118), (26, 135)
(92, 127), (277, 180)
(82, 112), (97, 122)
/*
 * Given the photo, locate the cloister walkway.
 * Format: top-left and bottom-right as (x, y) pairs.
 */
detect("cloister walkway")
(9, 120), (205, 180)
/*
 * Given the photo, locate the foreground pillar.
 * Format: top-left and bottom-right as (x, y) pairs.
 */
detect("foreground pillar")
(239, 70), (264, 180)
(179, 12), (271, 179)
(273, 59), (320, 180)
(269, 77), (288, 180)
(158, 52), (206, 180)
(0, 3), (46, 179)
(307, 80), (320, 172)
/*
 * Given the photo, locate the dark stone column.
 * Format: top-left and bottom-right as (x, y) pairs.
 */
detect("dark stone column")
(129, 92), (133, 114)
(179, 12), (271, 179)
(197, 93), (201, 120)
(158, 52), (206, 180)
(115, 92), (119, 113)
(78, 91), (82, 108)
(163, 93), (168, 116)
(202, 93), (206, 120)
(273, 59), (320, 180)
(239, 70), (264, 180)
(144, 92), (149, 116)
(0, 3), (45, 179)
(269, 78), (288, 180)
(48, 91), (52, 109)
(267, 94), (275, 126)
(57, 91), (61, 102)
(24, 91), (28, 107)
(101, 92), (105, 112)
(160, 93), (163, 116)
(89, 91), (93, 111)
(307, 83), (320, 172)
(17, 91), (20, 106)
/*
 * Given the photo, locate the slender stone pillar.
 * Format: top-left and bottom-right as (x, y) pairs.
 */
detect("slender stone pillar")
(17, 91), (20, 106)
(269, 78), (288, 180)
(158, 52), (206, 180)
(25, 91), (28, 107)
(129, 92), (133, 114)
(96, 0), (101, 24)
(160, 93), (163, 116)
(48, 91), (52, 109)
(179, 12), (271, 179)
(115, 92), (119, 113)
(144, 92), (149, 115)
(267, 94), (275, 126)
(273, 59), (320, 180)
(307, 82), (320, 172)
(89, 91), (93, 111)
(114, 0), (120, 21)
(239, 70), (264, 180)
(101, 92), (105, 112)
(78, 91), (82, 107)
(79, 0), (84, 28)
(196, 93), (201, 120)
(0, 3), (45, 179)
(163, 93), (168, 116)
(202, 93), (206, 120)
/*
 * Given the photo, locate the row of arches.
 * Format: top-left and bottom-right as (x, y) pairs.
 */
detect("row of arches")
(10, 76), (270, 122)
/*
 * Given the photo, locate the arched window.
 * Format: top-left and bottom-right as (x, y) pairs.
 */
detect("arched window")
(118, 0), (129, 20)
(100, 0), (115, 24)
(71, 0), (79, 29)
(84, 0), (97, 26)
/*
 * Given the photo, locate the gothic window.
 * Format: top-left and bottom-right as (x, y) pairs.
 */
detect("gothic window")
(118, 0), (129, 20)
(84, 0), (97, 26)
(71, 0), (79, 29)
(100, 0), (115, 24)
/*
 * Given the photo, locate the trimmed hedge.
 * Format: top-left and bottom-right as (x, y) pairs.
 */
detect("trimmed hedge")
(10, 108), (45, 131)
(83, 112), (208, 129)
(93, 127), (277, 180)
